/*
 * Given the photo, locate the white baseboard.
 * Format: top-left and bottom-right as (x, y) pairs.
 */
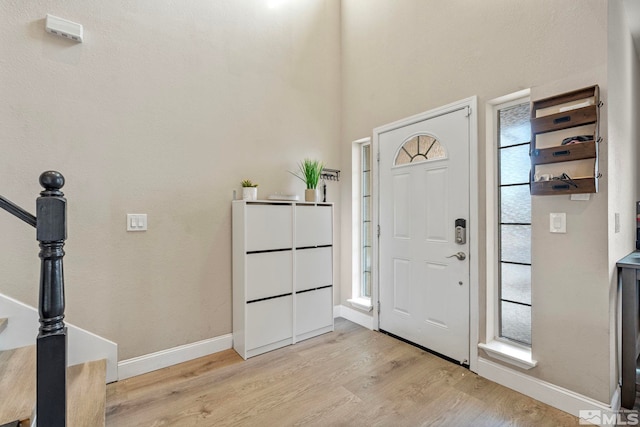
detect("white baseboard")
(334, 304), (374, 330)
(0, 292), (118, 383)
(477, 357), (620, 420)
(118, 333), (233, 380)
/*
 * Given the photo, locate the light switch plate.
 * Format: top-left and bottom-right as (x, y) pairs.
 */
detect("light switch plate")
(127, 214), (147, 231)
(549, 213), (566, 233)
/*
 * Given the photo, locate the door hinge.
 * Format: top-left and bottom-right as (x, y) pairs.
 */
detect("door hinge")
(377, 151), (380, 162)
(466, 106), (472, 117)
(377, 301), (381, 314)
(377, 224), (381, 237)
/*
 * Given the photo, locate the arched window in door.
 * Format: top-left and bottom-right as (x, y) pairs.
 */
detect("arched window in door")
(394, 134), (446, 166)
(393, 135), (447, 166)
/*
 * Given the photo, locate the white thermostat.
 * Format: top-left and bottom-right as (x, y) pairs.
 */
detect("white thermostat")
(45, 14), (83, 43)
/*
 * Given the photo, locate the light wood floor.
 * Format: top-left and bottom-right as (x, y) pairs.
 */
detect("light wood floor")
(106, 319), (578, 426)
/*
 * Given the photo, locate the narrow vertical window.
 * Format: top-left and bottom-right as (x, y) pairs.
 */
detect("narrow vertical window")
(498, 102), (532, 345)
(361, 143), (372, 299)
(350, 137), (373, 311)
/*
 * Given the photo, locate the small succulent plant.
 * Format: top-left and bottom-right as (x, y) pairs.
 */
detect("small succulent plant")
(241, 180), (258, 188)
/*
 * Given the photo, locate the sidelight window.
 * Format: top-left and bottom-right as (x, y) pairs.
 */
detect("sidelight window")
(497, 101), (532, 346)
(361, 143), (372, 298)
(349, 137), (374, 311)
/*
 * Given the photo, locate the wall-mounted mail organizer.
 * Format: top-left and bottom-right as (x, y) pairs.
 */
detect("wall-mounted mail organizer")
(530, 85), (601, 196)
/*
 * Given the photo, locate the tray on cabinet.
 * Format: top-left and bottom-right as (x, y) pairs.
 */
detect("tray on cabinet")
(530, 177), (597, 196)
(531, 140), (596, 165)
(531, 105), (597, 135)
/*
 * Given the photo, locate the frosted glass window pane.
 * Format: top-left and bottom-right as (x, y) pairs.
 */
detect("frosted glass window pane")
(363, 171), (371, 197)
(363, 196), (371, 222)
(499, 103), (531, 147)
(500, 225), (531, 264)
(500, 144), (530, 185)
(501, 301), (531, 345)
(501, 263), (531, 305)
(404, 138), (419, 157)
(423, 138), (446, 160)
(395, 149), (411, 165)
(363, 221), (371, 247)
(362, 271), (371, 298)
(363, 246), (371, 271)
(362, 144), (371, 171)
(500, 185), (531, 224)
(394, 135), (446, 166)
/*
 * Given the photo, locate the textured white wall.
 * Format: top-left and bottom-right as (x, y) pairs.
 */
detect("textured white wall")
(340, 0), (611, 403)
(529, 71), (609, 403)
(0, 0), (341, 360)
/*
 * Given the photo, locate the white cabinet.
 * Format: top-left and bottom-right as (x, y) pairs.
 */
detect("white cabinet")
(233, 201), (334, 359)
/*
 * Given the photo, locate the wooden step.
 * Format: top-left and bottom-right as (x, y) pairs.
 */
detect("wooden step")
(0, 346), (35, 426)
(0, 318), (8, 334)
(68, 359), (106, 427)
(0, 345), (106, 427)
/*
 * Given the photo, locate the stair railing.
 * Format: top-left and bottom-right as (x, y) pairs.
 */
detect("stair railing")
(0, 171), (67, 427)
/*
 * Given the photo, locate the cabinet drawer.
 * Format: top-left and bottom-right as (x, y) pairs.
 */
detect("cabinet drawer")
(246, 251), (292, 301)
(295, 205), (332, 247)
(295, 247), (332, 292)
(246, 296), (293, 350)
(246, 205), (292, 252)
(296, 287), (333, 337)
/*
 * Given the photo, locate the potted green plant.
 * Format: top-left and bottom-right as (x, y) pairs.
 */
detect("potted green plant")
(241, 179), (258, 201)
(290, 159), (324, 202)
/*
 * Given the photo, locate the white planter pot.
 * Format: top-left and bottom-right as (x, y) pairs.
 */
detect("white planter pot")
(242, 187), (258, 201)
(305, 188), (321, 202)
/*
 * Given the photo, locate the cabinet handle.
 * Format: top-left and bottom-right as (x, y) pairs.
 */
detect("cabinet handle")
(553, 115), (571, 125)
(552, 150), (570, 157)
(552, 184), (571, 191)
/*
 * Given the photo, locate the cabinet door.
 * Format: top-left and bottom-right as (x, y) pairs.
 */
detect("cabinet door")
(296, 287), (333, 337)
(246, 296), (293, 350)
(295, 205), (332, 247)
(246, 204), (292, 252)
(246, 251), (292, 301)
(295, 247), (332, 292)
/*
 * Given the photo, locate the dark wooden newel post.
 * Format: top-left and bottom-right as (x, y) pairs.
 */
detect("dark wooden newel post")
(36, 171), (67, 427)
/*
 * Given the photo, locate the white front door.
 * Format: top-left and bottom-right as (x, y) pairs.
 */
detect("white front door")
(377, 106), (470, 364)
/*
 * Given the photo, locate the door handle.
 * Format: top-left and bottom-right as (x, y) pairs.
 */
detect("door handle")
(446, 252), (466, 261)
